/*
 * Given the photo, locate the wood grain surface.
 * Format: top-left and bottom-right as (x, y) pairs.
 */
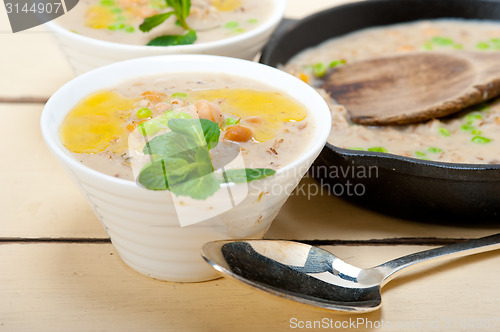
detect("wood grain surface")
(1, 1), (500, 331)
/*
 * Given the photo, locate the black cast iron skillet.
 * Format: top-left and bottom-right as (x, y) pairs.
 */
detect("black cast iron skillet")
(260, 0), (500, 223)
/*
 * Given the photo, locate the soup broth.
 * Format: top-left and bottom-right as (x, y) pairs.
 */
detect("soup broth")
(284, 20), (500, 164)
(60, 73), (313, 181)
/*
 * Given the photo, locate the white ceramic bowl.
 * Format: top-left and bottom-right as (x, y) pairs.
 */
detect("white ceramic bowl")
(41, 55), (332, 282)
(44, 0), (286, 75)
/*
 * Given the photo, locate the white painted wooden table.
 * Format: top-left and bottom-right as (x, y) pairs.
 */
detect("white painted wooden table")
(1, 1), (500, 331)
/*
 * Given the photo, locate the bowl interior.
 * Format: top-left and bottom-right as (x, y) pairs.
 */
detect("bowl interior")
(41, 54), (332, 186)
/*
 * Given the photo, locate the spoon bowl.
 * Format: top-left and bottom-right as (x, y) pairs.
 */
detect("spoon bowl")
(202, 234), (500, 312)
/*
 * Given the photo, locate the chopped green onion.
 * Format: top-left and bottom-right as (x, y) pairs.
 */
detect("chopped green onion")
(350, 147), (365, 151)
(472, 136), (491, 144)
(248, 18), (258, 24)
(232, 28), (246, 34)
(460, 124), (474, 131)
(225, 117), (240, 126)
(312, 62), (327, 77)
(439, 128), (450, 137)
(431, 36), (454, 46)
(108, 22), (125, 30)
(476, 42), (490, 50)
(137, 107), (152, 119)
(100, 0), (114, 6)
(368, 147), (388, 153)
(224, 21), (239, 29)
(124, 25), (135, 33)
(111, 7), (122, 13)
(428, 147), (442, 153)
(171, 92), (188, 98)
(415, 151), (427, 157)
(471, 129), (483, 135)
(424, 36), (461, 50)
(329, 59), (346, 68)
(466, 113), (483, 121)
(491, 38), (500, 50)
(422, 42), (434, 51)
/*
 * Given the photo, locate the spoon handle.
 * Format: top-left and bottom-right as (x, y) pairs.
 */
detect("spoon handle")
(374, 233), (500, 285)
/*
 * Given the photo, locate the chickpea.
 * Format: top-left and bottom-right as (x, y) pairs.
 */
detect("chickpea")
(153, 102), (171, 113)
(224, 125), (253, 142)
(194, 100), (225, 125)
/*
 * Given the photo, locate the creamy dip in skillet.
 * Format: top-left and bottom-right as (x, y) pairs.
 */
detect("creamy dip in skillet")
(284, 19), (500, 164)
(59, 73), (313, 180)
(56, 0), (271, 46)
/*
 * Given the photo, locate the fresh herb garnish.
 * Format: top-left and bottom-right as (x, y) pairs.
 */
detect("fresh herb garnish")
(225, 117), (240, 127)
(139, 0), (197, 46)
(166, 0), (191, 30)
(222, 168), (277, 183)
(428, 147), (442, 153)
(138, 118), (276, 199)
(147, 29), (197, 46)
(139, 12), (175, 32)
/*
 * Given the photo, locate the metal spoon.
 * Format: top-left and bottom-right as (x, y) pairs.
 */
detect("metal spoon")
(322, 51), (500, 126)
(201, 234), (500, 312)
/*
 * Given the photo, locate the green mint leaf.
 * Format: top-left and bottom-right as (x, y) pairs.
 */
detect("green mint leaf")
(138, 160), (169, 190)
(168, 118), (219, 150)
(139, 117), (221, 199)
(222, 168), (276, 184)
(170, 172), (221, 200)
(143, 131), (197, 161)
(138, 156), (208, 190)
(200, 119), (220, 150)
(163, 157), (198, 186)
(139, 12), (174, 32)
(166, 0), (191, 29)
(181, 0), (191, 19)
(147, 29), (197, 46)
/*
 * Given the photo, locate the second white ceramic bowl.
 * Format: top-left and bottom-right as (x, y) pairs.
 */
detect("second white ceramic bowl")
(41, 55), (332, 282)
(44, 0), (286, 74)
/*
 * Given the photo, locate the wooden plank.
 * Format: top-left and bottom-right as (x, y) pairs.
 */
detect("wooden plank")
(0, 104), (105, 238)
(0, 7), (75, 99)
(1, 243), (499, 331)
